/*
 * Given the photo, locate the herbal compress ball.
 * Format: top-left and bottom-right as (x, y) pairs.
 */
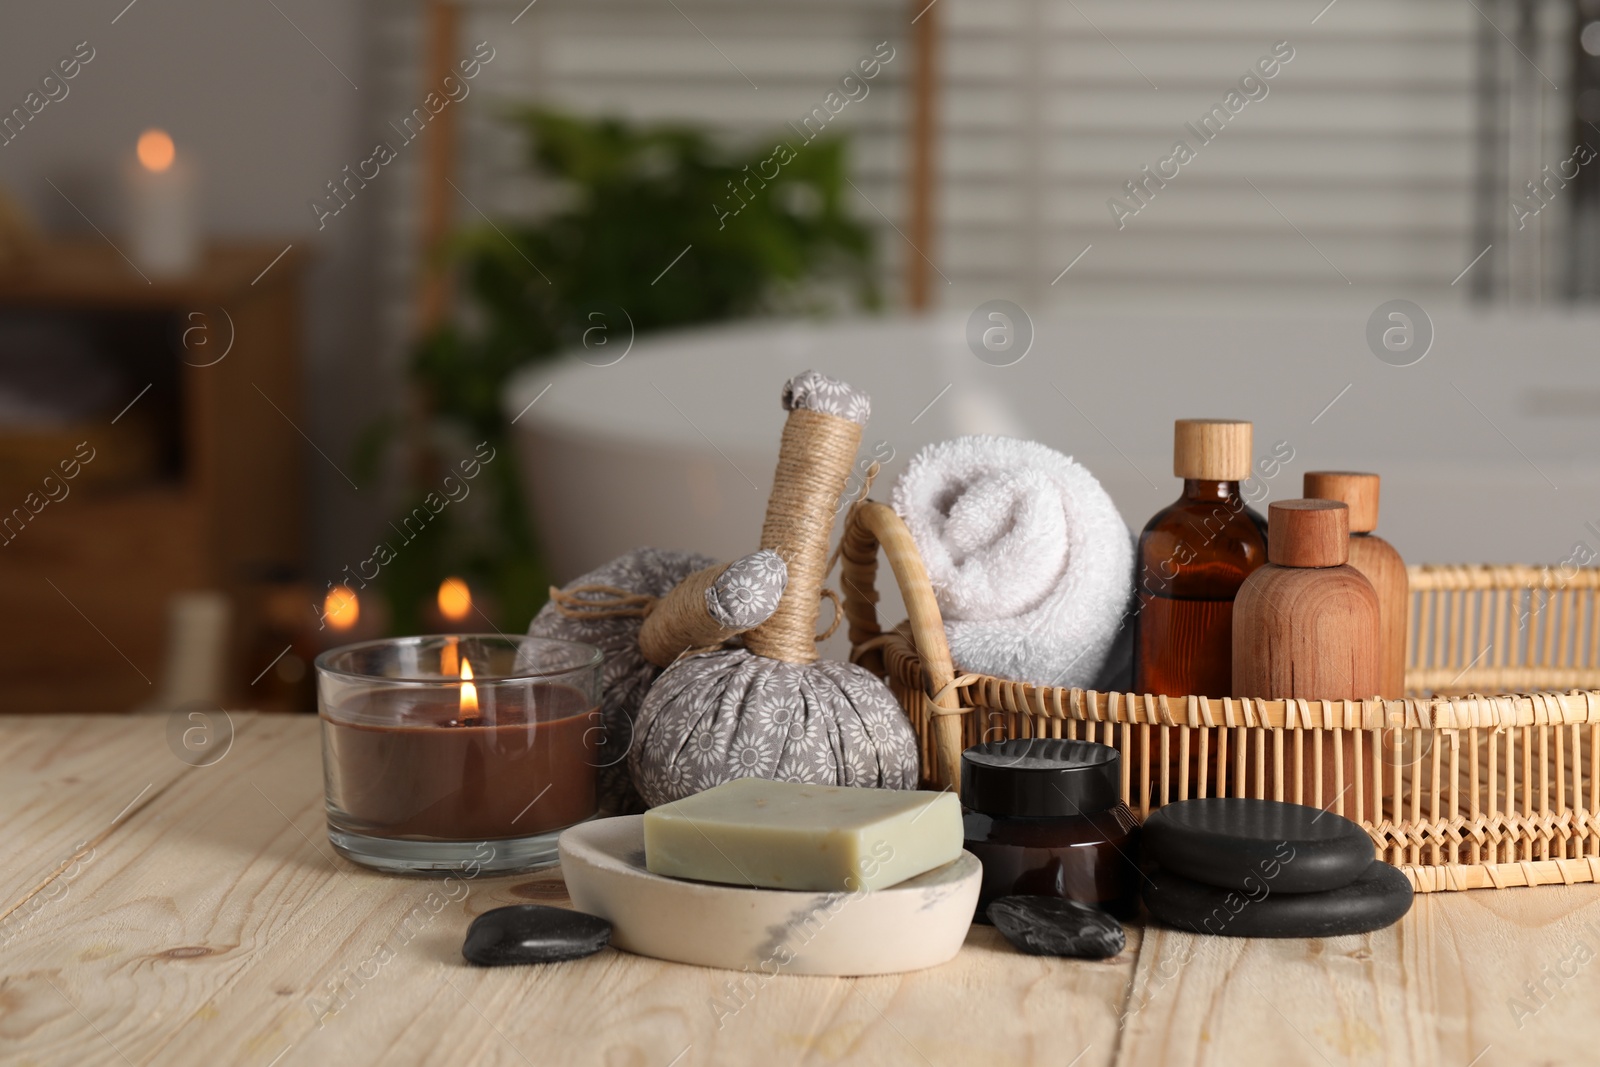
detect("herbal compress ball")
(631, 371), (919, 805)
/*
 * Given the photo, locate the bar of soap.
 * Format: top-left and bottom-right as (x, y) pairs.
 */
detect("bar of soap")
(643, 777), (962, 891)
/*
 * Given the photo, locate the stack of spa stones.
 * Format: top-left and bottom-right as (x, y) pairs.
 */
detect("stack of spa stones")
(1140, 798), (1413, 938)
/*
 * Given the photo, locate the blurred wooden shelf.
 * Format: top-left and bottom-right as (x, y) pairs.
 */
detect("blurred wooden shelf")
(0, 239), (303, 307)
(0, 240), (307, 713)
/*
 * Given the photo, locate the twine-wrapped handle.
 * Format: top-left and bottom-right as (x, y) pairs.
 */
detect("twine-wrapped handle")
(741, 371), (870, 665)
(638, 550), (788, 667)
(840, 499), (966, 792)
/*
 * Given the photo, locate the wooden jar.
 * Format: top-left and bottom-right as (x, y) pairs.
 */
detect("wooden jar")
(1304, 471), (1407, 699)
(1233, 499), (1381, 703)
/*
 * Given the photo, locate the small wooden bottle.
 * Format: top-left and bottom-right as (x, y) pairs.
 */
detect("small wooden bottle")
(1232, 499), (1381, 703)
(1304, 471), (1407, 699)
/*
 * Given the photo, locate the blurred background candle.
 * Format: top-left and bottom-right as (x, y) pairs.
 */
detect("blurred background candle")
(437, 577), (472, 624)
(426, 575), (492, 633)
(124, 128), (199, 277)
(323, 584), (362, 634)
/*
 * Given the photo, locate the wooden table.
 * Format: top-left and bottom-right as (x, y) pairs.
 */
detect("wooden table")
(5, 714), (1598, 1066)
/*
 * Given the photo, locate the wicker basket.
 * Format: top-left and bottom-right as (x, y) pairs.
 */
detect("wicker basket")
(840, 499), (1600, 894)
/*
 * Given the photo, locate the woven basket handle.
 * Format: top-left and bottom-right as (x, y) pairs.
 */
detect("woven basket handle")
(840, 499), (966, 791)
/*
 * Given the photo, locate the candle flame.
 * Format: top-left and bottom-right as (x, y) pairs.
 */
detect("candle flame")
(459, 659), (478, 719)
(323, 585), (359, 631)
(437, 577), (472, 622)
(137, 128), (176, 173)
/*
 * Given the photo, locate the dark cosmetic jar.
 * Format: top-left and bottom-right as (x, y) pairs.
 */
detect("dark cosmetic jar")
(961, 738), (1140, 920)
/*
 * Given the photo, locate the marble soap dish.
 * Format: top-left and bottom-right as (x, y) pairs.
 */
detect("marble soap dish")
(558, 815), (980, 976)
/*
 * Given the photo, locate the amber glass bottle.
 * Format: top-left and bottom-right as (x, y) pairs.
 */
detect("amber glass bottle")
(1133, 419), (1268, 699)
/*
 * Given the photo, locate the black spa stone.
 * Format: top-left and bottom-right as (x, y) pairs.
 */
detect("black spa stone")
(986, 896), (1127, 959)
(1142, 861), (1413, 939)
(462, 905), (611, 966)
(1142, 798), (1374, 894)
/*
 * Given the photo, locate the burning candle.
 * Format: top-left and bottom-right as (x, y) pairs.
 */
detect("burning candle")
(316, 634), (602, 874)
(458, 659), (478, 723)
(323, 585), (360, 632)
(438, 577), (472, 623)
(124, 127), (199, 277)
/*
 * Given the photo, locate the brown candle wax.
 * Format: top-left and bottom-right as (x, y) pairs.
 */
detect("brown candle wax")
(322, 683), (597, 841)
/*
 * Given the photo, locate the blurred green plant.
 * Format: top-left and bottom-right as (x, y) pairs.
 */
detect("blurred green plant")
(363, 109), (879, 635)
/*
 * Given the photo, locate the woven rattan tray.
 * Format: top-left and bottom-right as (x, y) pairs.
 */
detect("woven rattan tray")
(840, 500), (1600, 894)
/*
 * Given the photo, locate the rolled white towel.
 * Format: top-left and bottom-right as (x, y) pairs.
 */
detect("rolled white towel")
(891, 435), (1135, 689)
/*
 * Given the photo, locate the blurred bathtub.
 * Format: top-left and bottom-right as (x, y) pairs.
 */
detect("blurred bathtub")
(508, 310), (1600, 588)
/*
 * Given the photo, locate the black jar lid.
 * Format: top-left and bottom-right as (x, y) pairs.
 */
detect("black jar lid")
(961, 738), (1121, 818)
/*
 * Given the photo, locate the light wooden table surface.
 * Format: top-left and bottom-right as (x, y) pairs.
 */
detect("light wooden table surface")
(4, 713), (1598, 1067)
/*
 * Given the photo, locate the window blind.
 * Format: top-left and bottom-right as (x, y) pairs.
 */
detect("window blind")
(368, 0), (1574, 359)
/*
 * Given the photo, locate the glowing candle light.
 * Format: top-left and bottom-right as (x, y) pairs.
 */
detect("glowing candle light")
(323, 585), (360, 632)
(137, 129), (175, 172)
(458, 659), (479, 722)
(437, 577), (472, 623)
(125, 126), (199, 277)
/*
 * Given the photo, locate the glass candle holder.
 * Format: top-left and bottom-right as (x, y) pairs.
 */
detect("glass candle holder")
(317, 634), (601, 874)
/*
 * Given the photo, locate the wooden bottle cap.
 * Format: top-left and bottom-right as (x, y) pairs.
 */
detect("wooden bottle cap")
(1303, 471), (1380, 533)
(1173, 419), (1252, 480)
(1268, 499), (1349, 567)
